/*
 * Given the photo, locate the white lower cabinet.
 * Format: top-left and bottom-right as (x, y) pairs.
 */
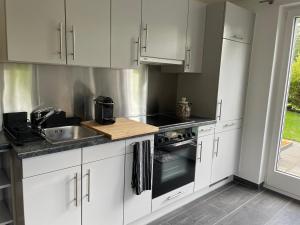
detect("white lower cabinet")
(194, 134), (214, 191)
(124, 136), (154, 225)
(211, 128), (241, 184)
(23, 166), (82, 225)
(82, 155), (125, 225)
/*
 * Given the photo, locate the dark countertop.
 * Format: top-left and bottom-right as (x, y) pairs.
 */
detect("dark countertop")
(0, 117), (216, 159)
(12, 135), (111, 159)
(0, 131), (11, 151)
(158, 117), (216, 133)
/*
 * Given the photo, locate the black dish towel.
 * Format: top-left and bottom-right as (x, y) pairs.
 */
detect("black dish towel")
(131, 140), (152, 195)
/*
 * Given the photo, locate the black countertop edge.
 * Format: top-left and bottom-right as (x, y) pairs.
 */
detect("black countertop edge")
(0, 131), (11, 150)
(0, 119), (216, 159)
(158, 120), (217, 133)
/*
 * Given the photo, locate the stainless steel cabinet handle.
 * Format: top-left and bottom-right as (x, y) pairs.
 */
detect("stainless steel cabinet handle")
(134, 37), (140, 66)
(87, 169), (91, 202)
(167, 191), (183, 201)
(232, 35), (244, 40)
(57, 22), (63, 59)
(199, 128), (213, 132)
(141, 24), (148, 52)
(70, 26), (76, 60)
(224, 123), (235, 128)
(199, 141), (203, 163)
(74, 173), (78, 207)
(217, 100), (223, 121)
(185, 49), (191, 69)
(214, 137), (220, 157)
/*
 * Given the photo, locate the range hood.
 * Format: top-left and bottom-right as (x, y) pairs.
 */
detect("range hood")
(140, 56), (184, 65)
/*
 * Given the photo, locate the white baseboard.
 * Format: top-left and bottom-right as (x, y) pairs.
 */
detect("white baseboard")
(129, 177), (233, 225)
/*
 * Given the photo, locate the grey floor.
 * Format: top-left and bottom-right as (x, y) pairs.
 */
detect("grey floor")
(149, 183), (300, 225)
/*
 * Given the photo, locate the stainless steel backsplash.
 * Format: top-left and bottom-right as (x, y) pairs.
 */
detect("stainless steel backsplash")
(0, 63), (149, 130)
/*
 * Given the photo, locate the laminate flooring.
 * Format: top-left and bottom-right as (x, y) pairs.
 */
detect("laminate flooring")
(149, 183), (300, 225)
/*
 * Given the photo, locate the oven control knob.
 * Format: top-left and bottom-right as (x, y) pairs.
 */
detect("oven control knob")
(164, 137), (170, 142)
(183, 134), (186, 138)
(178, 135), (183, 139)
(158, 138), (164, 143)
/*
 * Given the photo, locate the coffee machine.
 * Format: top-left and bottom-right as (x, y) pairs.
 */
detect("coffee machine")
(94, 96), (115, 125)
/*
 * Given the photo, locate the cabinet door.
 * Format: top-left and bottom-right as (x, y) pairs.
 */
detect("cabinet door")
(124, 153), (152, 224)
(66, 0), (110, 67)
(223, 2), (255, 44)
(217, 39), (250, 122)
(141, 0), (188, 60)
(211, 129), (241, 184)
(82, 156), (124, 225)
(185, 0), (206, 73)
(194, 135), (214, 191)
(5, 0), (66, 64)
(23, 166), (81, 225)
(111, 0), (141, 69)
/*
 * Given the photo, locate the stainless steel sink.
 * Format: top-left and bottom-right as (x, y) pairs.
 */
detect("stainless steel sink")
(41, 126), (101, 144)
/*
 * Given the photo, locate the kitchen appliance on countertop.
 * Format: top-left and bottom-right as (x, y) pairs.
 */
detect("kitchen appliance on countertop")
(94, 96), (115, 125)
(152, 127), (197, 198)
(176, 97), (192, 119)
(3, 112), (43, 145)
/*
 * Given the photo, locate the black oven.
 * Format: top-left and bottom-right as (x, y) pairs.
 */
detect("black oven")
(152, 128), (197, 199)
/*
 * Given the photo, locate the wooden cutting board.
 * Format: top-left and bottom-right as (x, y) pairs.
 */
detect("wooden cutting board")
(81, 118), (159, 140)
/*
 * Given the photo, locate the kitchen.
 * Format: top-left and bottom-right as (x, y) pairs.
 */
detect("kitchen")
(1, 0), (300, 225)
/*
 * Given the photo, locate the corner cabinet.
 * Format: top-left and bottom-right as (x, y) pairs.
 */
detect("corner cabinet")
(140, 0), (188, 62)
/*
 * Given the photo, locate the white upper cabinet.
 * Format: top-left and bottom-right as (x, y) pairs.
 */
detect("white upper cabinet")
(23, 166), (82, 225)
(217, 39), (250, 122)
(185, 0), (206, 73)
(82, 156), (124, 225)
(111, 0), (141, 69)
(4, 0), (66, 64)
(211, 128), (241, 184)
(66, 0), (110, 67)
(223, 2), (255, 44)
(141, 0), (188, 62)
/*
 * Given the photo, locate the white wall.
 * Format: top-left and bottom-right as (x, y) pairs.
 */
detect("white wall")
(234, 0), (300, 184)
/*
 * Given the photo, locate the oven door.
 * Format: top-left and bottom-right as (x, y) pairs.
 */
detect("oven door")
(152, 139), (197, 199)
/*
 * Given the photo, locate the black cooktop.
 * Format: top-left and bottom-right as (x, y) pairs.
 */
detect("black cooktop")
(133, 114), (197, 128)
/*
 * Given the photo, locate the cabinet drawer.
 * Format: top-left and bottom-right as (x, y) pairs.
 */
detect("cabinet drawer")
(83, 141), (126, 164)
(152, 182), (194, 212)
(125, 135), (154, 154)
(198, 125), (215, 137)
(22, 149), (81, 178)
(216, 119), (242, 133)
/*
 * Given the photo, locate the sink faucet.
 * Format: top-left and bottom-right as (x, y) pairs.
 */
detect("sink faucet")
(34, 107), (62, 130)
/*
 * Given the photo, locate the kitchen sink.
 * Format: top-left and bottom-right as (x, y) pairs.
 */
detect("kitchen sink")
(41, 126), (101, 144)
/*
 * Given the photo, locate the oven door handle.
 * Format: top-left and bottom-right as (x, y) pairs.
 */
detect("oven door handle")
(166, 139), (196, 147)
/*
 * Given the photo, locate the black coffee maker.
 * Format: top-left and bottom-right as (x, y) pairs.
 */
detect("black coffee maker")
(94, 96), (115, 125)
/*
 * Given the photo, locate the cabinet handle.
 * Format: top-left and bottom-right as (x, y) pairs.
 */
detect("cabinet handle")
(232, 35), (244, 41)
(214, 137), (220, 157)
(134, 37), (140, 66)
(74, 173), (78, 207)
(57, 22), (63, 59)
(87, 169), (91, 202)
(167, 191), (183, 201)
(199, 141), (203, 163)
(185, 49), (191, 69)
(217, 100), (223, 121)
(70, 26), (76, 60)
(199, 128), (213, 132)
(224, 123), (235, 128)
(141, 24), (148, 52)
